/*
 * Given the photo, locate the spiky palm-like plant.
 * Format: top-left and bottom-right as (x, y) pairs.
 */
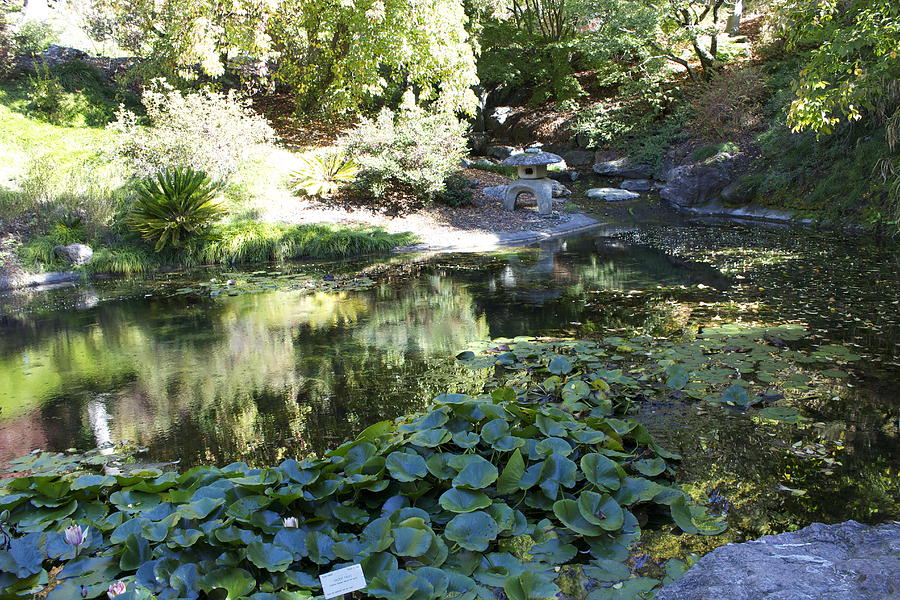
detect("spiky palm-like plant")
(291, 152), (358, 198)
(129, 167), (225, 251)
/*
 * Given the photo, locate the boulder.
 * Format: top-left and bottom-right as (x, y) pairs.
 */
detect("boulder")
(551, 181), (571, 198)
(547, 170), (580, 183)
(655, 520), (900, 600)
(720, 175), (758, 205)
(592, 158), (654, 179)
(562, 150), (594, 167)
(53, 243), (93, 266)
(486, 145), (523, 160)
(619, 179), (653, 192)
(659, 155), (735, 208)
(585, 188), (640, 201)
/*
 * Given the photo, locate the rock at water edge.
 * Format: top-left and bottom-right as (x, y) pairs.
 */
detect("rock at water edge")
(53, 243), (93, 266)
(619, 179), (654, 192)
(585, 188), (640, 201)
(655, 520), (900, 600)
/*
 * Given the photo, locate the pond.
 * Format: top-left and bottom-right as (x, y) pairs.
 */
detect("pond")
(0, 219), (897, 554)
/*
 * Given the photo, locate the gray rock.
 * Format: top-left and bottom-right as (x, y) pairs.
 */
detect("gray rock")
(53, 243), (93, 266)
(551, 181), (571, 198)
(547, 170), (580, 183)
(562, 150), (594, 167)
(482, 185), (509, 200)
(585, 188), (640, 201)
(619, 179), (653, 192)
(659, 155), (735, 208)
(486, 145), (523, 160)
(655, 520), (900, 600)
(592, 158), (654, 179)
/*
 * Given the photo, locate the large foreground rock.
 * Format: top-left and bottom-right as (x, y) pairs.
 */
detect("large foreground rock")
(655, 521), (900, 600)
(659, 154), (735, 208)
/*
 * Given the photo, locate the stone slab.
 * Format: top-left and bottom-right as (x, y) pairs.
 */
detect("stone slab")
(656, 521), (900, 600)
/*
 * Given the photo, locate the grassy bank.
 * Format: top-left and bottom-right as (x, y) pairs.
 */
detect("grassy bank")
(0, 68), (417, 277)
(20, 222), (417, 275)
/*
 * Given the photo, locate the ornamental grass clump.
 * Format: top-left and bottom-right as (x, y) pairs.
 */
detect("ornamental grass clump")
(0, 358), (724, 600)
(128, 167), (226, 251)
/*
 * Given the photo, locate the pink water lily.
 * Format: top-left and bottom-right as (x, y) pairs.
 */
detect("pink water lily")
(283, 517), (299, 528)
(107, 580), (127, 598)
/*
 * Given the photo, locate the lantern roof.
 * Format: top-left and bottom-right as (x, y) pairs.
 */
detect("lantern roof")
(502, 150), (563, 166)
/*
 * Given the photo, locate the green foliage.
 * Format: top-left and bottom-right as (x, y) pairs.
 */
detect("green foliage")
(184, 221), (416, 264)
(128, 167), (226, 251)
(340, 106), (469, 210)
(572, 100), (689, 169)
(691, 142), (739, 162)
(290, 151), (358, 198)
(780, 0), (900, 136)
(11, 18), (57, 55)
(109, 80), (275, 180)
(435, 173), (475, 207)
(468, 162), (518, 178)
(27, 62), (77, 126)
(86, 245), (160, 275)
(0, 383), (720, 599)
(271, 0), (478, 116)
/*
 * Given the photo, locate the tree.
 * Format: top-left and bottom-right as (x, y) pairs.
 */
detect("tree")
(86, 0), (278, 82)
(269, 0), (478, 116)
(782, 0), (900, 136)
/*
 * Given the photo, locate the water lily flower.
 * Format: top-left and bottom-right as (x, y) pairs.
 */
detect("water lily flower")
(64, 525), (89, 555)
(283, 517), (299, 528)
(107, 580), (127, 598)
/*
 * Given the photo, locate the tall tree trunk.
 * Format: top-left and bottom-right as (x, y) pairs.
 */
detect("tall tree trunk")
(726, 0), (743, 35)
(693, 37), (717, 80)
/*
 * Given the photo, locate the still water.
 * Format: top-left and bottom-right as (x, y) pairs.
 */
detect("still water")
(1, 223), (897, 543)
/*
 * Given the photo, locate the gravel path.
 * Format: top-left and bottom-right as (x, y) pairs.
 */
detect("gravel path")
(266, 169), (601, 252)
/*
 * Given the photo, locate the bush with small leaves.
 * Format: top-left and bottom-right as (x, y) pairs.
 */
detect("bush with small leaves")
(128, 167), (226, 251)
(109, 79), (275, 180)
(339, 106), (468, 212)
(435, 173), (475, 207)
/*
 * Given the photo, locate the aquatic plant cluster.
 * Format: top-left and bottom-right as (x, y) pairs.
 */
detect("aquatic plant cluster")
(0, 382), (725, 599)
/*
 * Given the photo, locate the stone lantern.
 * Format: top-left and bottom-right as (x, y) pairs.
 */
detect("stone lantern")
(501, 149), (563, 215)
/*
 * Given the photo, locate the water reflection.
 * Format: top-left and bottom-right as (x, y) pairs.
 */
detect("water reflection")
(0, 237), (723, 465)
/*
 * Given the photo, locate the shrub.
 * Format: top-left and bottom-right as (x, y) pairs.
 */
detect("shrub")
(12, 154), (125, 235)
(291, 150), (358, 198)
(339, 106), (468, 211)
(692, 141), (739, 162)
(11, 19), (58, 55)
(109, 79), (275, 180)
(435, 173), (475, 207)
(689, 67), (768, 141)
(28, 61), (78, 125)
(0, 14), (13, 80)
(128, 167), (226, 251)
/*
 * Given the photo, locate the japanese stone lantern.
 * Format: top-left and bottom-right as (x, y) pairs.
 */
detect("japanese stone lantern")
(501, 149), (563, 215)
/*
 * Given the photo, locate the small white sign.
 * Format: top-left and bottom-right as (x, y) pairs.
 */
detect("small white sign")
(319, 564), (367, 599)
